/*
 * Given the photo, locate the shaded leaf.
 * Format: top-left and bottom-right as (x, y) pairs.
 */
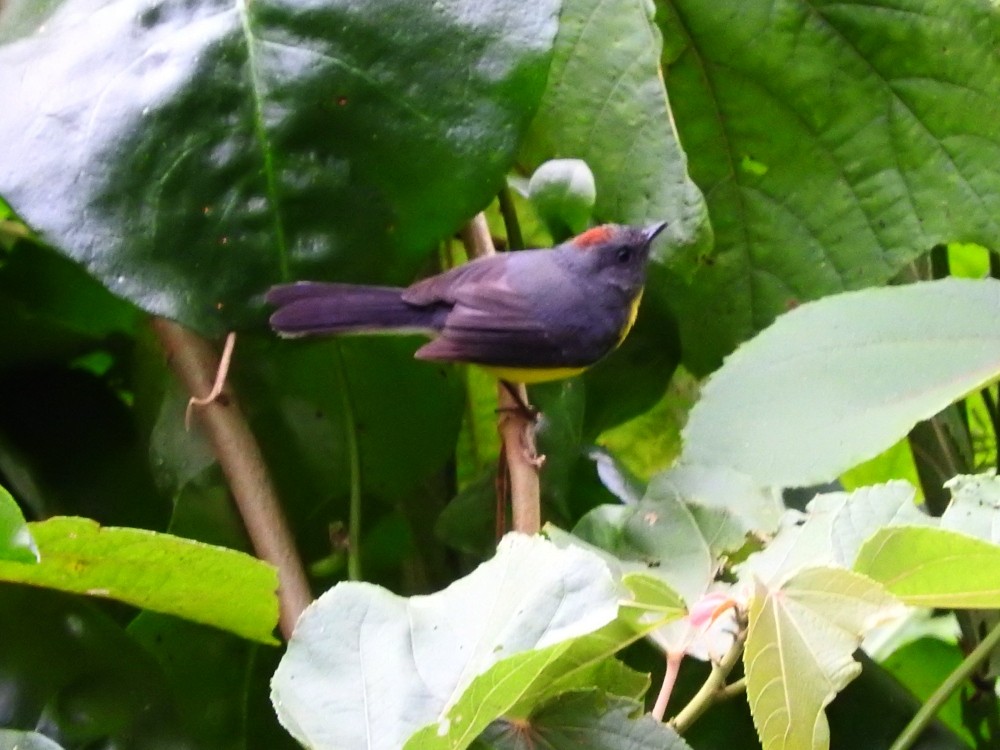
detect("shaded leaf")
(744, 568), (903, 750)
(475, 691), (692, 749)
(271, 534), (620, 750)
(0, 517), (279, 644)
(660, 0), (1000, 371)
(682, 279), (1000, 487)
(574, 491), (745, 603)
(0, 0), (560, 333)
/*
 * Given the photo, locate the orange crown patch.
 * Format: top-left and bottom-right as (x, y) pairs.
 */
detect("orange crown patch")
(572, 225), (614, 248)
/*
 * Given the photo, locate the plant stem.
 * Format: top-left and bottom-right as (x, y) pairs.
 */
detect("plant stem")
(460, 213), (541, 534)
(670, 622), (748, 734)
(151, 318), (312, 639)
(332, 344), (363, 581)
(889, 617), (1000, 750)
(651, 651), (684, 721)
(497, 186), (524, 251)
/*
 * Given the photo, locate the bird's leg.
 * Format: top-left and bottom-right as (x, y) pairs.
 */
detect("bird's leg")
(496, 380), (545, 469)
(498, 380), (540, 422)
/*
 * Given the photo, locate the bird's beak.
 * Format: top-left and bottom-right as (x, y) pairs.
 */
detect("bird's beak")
(643, 221), (669, 243)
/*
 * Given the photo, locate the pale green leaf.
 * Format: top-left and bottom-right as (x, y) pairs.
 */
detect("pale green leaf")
(646, 463), (784, 535)
(740, 481), (930, 585)
(682, 279), (1000, 487)
(0, 517), (278, 644)
(941, 473), (1000, 543)
(855, 526), (1000, 608)
(271, 534), (622, 750)
(744, 568), (903, 750)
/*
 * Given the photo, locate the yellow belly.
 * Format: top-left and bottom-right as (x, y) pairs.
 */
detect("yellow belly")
(478, 364), (589, 383)
(476, 291), (644, 384)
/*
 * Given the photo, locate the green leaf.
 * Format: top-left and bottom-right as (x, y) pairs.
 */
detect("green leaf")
(0, 0), (560, 333)
(521, 0), (708, 251)
(681, 279), (1000, 487)
(744, 568), (903, 750)
(660, 0), (1000, 371)
(0, 517), (279, 643)
(0, 485), (37, 563)
(271, 534), (621, 750)
(474, 691), (693, 749)
(855, 526), (1000, 608)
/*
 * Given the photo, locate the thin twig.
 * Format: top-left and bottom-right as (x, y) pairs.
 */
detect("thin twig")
(185, 331), (237, 429)
(671, 619), (748, 734)
(889, 617), (1000, 750)
(151, 318), (312, 639)
(651, 651), (684, 721)
(332, 344), (363, 581)
(497, 186), (524, 251)
(459, 213), (541, 534)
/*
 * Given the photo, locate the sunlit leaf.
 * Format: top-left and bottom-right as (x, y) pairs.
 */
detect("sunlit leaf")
(744, 569), (903, 750)
(856, 526), (1000, 608)
(682, 279), (1000, 487)
(0, 517), (278, 643)
(271, 534), (622, 750)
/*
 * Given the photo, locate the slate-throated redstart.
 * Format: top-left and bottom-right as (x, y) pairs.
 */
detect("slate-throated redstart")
(267, 221), (668, 384)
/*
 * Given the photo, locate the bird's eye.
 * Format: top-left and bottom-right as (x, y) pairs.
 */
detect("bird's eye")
(616, 247), (631, 263)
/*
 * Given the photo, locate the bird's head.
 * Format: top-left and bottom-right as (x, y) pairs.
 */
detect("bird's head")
(560, 221), (668, 295)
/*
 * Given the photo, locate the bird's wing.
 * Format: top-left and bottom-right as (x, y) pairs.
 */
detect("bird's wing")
(408, 257), (566, 367)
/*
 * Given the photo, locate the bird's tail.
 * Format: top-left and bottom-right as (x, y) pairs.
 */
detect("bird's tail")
(267, 282), (439, 337)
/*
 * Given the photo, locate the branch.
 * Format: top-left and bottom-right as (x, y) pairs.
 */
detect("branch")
(670, 619), (748, 734)
(459, 213), (541, 534)
(151, 318), (312, 639)
(889, 617), (1000, 750)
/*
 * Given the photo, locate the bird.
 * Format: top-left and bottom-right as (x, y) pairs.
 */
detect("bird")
(266, 221), (668, 387)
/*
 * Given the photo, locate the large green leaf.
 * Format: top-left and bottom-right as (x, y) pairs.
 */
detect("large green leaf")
(660, 0), (1000, 371)
(0, 517), (279, 643)
(271, 533), (622, 750)
(681, 279), (1000, 487)
(0, 0), (559, 334)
